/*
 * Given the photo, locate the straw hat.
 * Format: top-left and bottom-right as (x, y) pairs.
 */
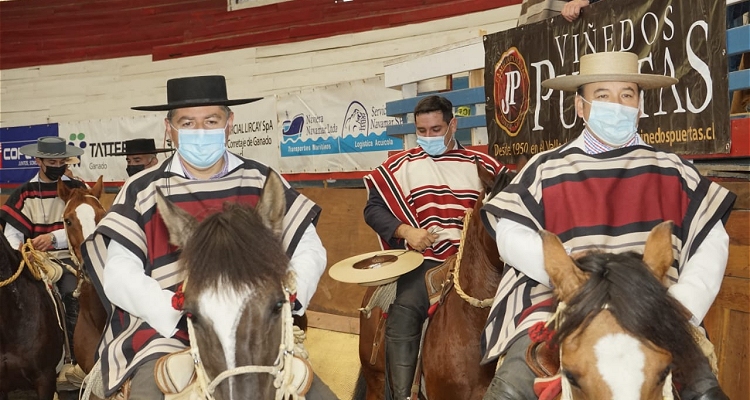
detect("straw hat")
(542, 52), (678, 91)
(131, 75), (261, 111)
(328, 250), (423, 286)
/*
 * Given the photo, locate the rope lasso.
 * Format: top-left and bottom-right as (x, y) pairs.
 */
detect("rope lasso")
(1, 239), (53, 286)
(0, 240), (65, 331)
(452, 209), (494, 308)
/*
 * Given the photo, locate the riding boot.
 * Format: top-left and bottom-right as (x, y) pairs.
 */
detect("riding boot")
(482, 334), (537, 400)
(62, 292), (79, 364)
(678, 358), (729, 400)
(384, 304), (422, 400)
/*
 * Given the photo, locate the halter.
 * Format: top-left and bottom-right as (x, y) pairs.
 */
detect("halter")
(187, 280), (304, 400)
(549, 302), (675, 400)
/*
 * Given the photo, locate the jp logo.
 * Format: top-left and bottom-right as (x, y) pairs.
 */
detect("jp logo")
(493, 47), (530, 137)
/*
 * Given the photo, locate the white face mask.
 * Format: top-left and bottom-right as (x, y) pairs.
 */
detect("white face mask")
(173, 125), (227, 169)
(580, 97), (640, 146)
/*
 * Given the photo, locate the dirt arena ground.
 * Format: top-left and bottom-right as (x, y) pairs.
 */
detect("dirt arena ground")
(7, 327), (360, 400)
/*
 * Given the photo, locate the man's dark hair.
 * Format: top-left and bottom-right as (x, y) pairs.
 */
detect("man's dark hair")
(414, 95), (453, 124)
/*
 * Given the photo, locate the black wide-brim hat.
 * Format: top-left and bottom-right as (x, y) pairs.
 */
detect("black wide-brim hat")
(20, 136), (84, 158)
(111, 138), (174, 156)
(131, 75), (262, 111)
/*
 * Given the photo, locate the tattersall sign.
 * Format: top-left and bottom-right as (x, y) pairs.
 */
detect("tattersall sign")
(484, 0), (729, 164)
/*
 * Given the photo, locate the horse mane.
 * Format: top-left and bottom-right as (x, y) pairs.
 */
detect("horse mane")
(0, 234), (21, 277)
(553, 251), (705, 384)
(179, 202), (289, 294)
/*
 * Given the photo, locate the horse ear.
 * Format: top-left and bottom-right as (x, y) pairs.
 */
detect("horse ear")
(642, 221), (674, 281)
(256, 170), (287, 238)
(155, 187), (197, 248)
(91, 176), (104, 199)
(540, 230), (587, 302)
(475, 161), (495, 194)
(57, 179), (72, 202)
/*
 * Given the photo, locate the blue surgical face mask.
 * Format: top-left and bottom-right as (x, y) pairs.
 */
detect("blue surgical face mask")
(417, 135), (448, 156)
(174, 126), (227, 169)
(580, 97), (640, 146)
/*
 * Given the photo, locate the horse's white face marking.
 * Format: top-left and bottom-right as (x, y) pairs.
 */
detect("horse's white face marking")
(594, 333), (645, 400)
(198, 286), (252, 399)
(74, 203), (97, 239)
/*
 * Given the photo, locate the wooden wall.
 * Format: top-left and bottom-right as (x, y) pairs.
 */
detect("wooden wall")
(703, 180), (749, 400)
(0, 0), (518, 69)
(297, 188), (379, 329)
(0, 3), (520, 127)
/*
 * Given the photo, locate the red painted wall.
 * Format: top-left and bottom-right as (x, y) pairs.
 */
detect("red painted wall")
(0, 0), (519, 69)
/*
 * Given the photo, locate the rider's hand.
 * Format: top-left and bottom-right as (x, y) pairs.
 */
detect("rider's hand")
(397, 225), (438, 252)
(31, 233), (54, 250)
(561, 0), (590, 22)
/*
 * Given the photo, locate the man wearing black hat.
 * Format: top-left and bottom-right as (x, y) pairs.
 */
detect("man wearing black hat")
(112, 138), (173, 177)
(0, 136), (88, 386)
(82, 76), (335, 399)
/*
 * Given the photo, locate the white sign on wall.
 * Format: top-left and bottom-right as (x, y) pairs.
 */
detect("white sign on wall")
(228, 97), (281, 170)
(59, 114), (167, 182)
(277, 77), (404, 173)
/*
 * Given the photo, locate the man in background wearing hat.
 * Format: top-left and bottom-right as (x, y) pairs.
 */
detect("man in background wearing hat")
(364, 95), (505, 400)
(480, 52), (734, 400)
(82, 75), (335, 399)
(0, 136), (88, 385)
(112, 138), (173, 177)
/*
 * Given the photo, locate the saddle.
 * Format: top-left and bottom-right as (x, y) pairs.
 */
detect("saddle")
(525, 331), (562, 400)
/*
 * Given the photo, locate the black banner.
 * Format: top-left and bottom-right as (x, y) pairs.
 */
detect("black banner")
(485, 0), (729, 164)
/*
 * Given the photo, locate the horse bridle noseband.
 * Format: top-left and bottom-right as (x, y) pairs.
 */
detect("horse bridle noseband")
(188, 282), (303, 400)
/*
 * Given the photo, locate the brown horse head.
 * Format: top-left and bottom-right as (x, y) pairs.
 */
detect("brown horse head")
(542, 221), (705, 399)
(57, 176), (106, 266)
(157, 171), (292, 400)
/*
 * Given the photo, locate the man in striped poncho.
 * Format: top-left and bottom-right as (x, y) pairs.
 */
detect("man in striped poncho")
(82, 76), (335, 400)
(480, 52), (734, 400)
(364, 95), (504, 400)
(0, 137), (87, 385)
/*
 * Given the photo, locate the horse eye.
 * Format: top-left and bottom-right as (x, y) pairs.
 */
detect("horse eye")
(273, 300), (284, 314)
(64, 218), (72, 226)
(563, 370), (580, 388)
